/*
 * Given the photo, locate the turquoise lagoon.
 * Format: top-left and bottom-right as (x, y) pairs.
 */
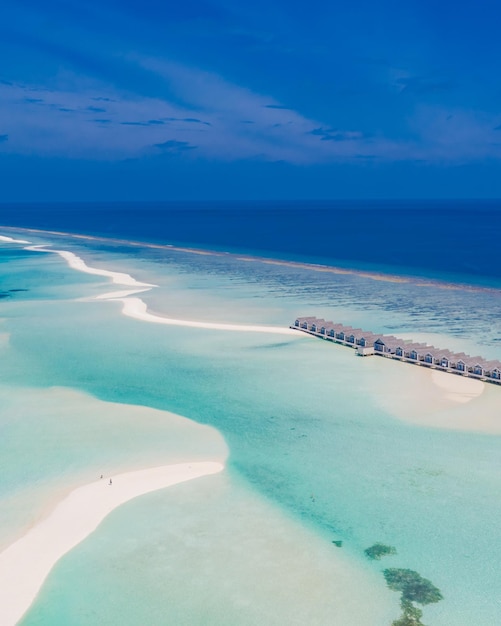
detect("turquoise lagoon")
(0, 230), (500, 625)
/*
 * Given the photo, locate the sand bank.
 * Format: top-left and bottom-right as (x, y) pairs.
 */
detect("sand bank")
(25, 245), (156, 288)
(0, 235), (31, 244)
(0, 461), (224, 626)
(94, 288), (153, 300)
(21, 242), (298, 335)
(118, 296), (299, 335)
(430, 369), (485, 403)
(369, 357), (501, 433)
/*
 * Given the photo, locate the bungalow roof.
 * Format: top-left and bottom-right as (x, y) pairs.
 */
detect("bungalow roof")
(311, 319), (327, 327)
(458, 355), (487, 367)
(355, 334), (378, 343)
(482, 360), (501, 371)
(296, 316), (317, 323)
(432, 349), (455, 359)
(324, 322), (348, 330)
(403, 343), (432, 352)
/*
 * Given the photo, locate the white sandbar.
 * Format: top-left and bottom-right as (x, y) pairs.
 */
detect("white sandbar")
(431, 369), (485, 403)
(118, 296), (299, 335)
(25, 245), (156, 287)
(94, 288), (152, 300)
(0, 461), (224, 626)
(371, 357), (501, 433)
(23, 243), (297, 335)
(0, 235), (31, 244)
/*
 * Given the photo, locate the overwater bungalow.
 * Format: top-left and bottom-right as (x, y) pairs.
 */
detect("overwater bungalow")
(346, 329), (364, 344)
(399, 344), (427, 361)
(374, 338), (386, 353)
(327, 324), (347, 339)
(472, 363), (485, 376)
(357, 335), (375, 348)
(490, 368), (500, 380)
(291, 316), (501, 386)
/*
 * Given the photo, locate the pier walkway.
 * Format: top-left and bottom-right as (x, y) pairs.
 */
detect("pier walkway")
(291, 317), (501, 385)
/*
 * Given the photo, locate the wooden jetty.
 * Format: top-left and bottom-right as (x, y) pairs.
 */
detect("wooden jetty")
(291, 317), (501, 385)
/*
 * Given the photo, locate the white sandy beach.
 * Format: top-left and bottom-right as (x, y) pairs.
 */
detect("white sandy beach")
(0, 462), (224, 626)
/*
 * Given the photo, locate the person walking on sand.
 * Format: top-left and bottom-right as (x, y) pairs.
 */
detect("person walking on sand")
(109, 478), (112, 485)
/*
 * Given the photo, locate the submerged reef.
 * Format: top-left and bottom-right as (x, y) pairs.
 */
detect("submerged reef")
(391, 599), (425, 626)
(384, 568), (443, 626)
(362, 543), (443, 625)
(364, 543), (397, 560)
(383, 568), (443, 605)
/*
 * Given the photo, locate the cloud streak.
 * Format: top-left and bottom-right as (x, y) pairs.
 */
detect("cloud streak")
(153, 139), (197, 152)
(0, 60), (500, 165)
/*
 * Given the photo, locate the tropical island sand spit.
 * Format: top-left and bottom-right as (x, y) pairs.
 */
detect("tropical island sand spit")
(115, 296), (299, 335)
(0, 462), (224, 626)
(0, 235), (31, 244)
(2, 225), (500, 294)
(25, 245), (156, 288)
(22, 242), (299, 335)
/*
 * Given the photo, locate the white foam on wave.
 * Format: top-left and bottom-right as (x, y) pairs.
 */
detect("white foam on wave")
(0, 235), (31, 244)
(0, 461), (224, 626)
(118, 296), (298, 335)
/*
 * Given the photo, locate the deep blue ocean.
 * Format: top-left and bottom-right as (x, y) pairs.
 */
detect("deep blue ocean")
(0, 200), (500, 283)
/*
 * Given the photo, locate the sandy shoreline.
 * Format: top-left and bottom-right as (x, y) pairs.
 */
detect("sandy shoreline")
(0, 462), (224, 626)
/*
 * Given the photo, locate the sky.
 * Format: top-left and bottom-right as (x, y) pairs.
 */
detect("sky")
(1, 0), (501, 201)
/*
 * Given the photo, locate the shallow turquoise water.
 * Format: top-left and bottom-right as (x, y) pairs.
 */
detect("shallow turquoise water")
(1, 233), (500, 625)
(20, 471), (397, 626)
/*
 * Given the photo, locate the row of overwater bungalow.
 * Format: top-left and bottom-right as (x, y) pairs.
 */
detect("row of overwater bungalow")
(291, 317), (501, 384)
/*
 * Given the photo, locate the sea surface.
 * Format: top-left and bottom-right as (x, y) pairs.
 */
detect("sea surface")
(1, 199), (501, 284)
(0, 201), (500, 625)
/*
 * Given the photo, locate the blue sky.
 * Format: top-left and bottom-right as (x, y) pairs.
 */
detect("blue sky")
(1, 0), (501, 200)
